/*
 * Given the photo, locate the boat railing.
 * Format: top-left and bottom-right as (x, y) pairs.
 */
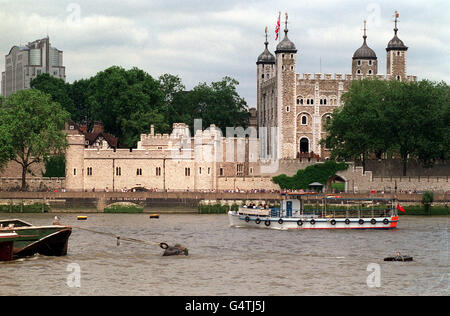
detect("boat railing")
(302, 207), (396, 218)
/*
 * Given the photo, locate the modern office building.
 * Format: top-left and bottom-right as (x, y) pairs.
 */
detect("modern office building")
(1, 37), (65, 97)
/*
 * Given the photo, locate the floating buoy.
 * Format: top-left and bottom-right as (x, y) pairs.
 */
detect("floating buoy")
(384, 252), (413, 262)
(77, 216), (88, 220)
(149, 214), (159, 219)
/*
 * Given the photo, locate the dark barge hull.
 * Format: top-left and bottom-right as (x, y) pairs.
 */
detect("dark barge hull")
(14, 228), (72, 258)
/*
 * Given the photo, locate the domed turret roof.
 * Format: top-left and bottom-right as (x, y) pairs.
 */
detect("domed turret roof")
(386, 33), (408, 51)
(353, 37), (377, 60)
(386, 11), (408, 51)
(275, 29), (297, 54)
(257, 41), (275, 65)
(353, 21), (377, 60)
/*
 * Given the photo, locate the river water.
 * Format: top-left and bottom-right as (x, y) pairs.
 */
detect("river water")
(0, 214), (447, 296)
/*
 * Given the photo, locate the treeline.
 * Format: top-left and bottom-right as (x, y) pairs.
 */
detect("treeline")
(322, 79), (449, 176)
(30, 67), (250, 147)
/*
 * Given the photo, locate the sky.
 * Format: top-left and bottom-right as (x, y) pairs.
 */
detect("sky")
(1, 0), (449, 106)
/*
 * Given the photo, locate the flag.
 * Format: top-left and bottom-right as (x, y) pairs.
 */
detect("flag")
(397, 203), (405, 213)
(275, 12), (281, 40)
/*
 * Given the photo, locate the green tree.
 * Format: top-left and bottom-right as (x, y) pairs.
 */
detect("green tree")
(322, 79), (388, 171)
(272, 161), (348, 190)
(42, 155), (66, 178)
(0, 89), (70, 190)
(168, 77), (250, 135)
(383, 80), (449, 175)
(30, 73), (76, 118)
(87, 66), (167, 147)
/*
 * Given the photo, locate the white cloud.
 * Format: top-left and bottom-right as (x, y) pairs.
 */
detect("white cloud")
(0, 0), (448, 106)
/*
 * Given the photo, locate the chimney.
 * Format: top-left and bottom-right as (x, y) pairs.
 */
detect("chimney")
(80, 123), (88, 134)
(93, 121), (103, 134)
(150, 124), (155, 136)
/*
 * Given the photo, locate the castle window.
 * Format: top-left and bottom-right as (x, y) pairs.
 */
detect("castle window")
(199, 167), (202, 175)
(282, 54), (285, 58)
(156, 167), (161, 176)
(185, 167), (191, 176)
(286, 106), (290, 112)
(208, 167), (211, 175)
(116, 167), (121, 176)
(368, 70), (372, 75)
(73, 168), (76, 176)
(250, 167), (253, 174)
(357, 60), (361, 66)
(261, 74), (264, 79)
(136, 168), (142, 176)
(397, 51), (401, 56)
(357, 69), (361, 74)
(369, 60), (373, 66)
(290, 66), (294, 70)
(87, 167), (92, 176)
(301, 115), (307, 125)
(219, 168), (223, 176)
(396, 75), (401, 81)
(237, 164), (243, 176)
(324, 99), (327, 105)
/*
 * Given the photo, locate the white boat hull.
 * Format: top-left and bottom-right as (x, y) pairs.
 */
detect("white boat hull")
(228, 211), (399, 230)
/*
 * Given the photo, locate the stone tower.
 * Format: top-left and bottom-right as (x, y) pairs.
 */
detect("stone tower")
(386, 11), (408, 81)
(275, 13), (297, 159)
(65, 133), (85, 192)
(256, 26), (276, 151)
(352, 20), (378, 77)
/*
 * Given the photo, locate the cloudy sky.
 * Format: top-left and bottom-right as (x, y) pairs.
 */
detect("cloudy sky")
(1, 0), (449, 106)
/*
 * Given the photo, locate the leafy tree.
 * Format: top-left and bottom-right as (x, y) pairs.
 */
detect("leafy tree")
(383, 80), (449, 175)
(87, 66), (167, 147)
(272, 161), (348, 190)
(0, 89), (70, 190)
(30, 73), (76, 118)
(42, 155), (66, 178)
(322, 79), (388, 171)
(168, 77), (250, 135)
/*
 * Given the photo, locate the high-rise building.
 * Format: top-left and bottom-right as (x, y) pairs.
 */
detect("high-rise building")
(1, 37), (65, 97)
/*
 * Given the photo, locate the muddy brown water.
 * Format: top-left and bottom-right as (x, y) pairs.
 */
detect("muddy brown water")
(0, 214), (447, 295)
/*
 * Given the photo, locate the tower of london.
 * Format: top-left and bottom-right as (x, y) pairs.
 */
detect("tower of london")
(256, 13), (417, 160)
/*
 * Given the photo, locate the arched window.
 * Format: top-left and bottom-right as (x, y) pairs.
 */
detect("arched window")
(301, 115), (307, 125)
(299, 138), (309, 153)
(368, 70), (372, 75)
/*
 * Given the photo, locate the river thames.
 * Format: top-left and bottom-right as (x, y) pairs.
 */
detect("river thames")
(0, 214), (447, 296)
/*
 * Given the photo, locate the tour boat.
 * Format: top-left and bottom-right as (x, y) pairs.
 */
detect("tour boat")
(0, 219), (72, 259)
(228, 193), (399, 230)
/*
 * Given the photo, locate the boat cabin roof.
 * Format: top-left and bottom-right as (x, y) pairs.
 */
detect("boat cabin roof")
(0, 219), (33, 228)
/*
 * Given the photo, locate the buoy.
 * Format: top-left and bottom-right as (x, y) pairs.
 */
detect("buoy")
(77, 216), (88, 220)
(149, 214), (159, 219)
(384, 252), (413, 262)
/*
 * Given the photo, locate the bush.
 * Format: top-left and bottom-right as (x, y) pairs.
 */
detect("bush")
(401, 205), (448, 216)
(104, 204), (143, 213)
(272, 160), (348, 190)
(0, 203), (49, 213)
(197, 203), (229, 214)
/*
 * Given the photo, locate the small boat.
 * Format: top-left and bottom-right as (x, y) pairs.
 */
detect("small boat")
(228, 193), (399, 230)
(0, 232), (19, 261)
(0, 219), (72, 259)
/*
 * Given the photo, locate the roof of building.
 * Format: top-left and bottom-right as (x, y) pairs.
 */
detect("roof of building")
(353, 22), (377, 60)
(257, 42), (275, 64)
(275, 30), (297, 54)
(69, 121), (118, 148)
(386, 34), (408, 51)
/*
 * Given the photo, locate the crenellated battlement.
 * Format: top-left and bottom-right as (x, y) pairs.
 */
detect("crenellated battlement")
(295, 72), (417, 83)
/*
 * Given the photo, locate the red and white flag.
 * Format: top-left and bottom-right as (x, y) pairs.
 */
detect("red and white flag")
(275, 12), (281, 40)
(397, 203), (406, 213)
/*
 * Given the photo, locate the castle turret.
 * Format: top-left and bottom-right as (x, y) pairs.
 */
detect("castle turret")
(352, 20), (378, 77)
(256, 27), (276, 132)
(386, 11), (408, 81)
(65, 133), (85, 192)
(275, 13), (297, 159)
